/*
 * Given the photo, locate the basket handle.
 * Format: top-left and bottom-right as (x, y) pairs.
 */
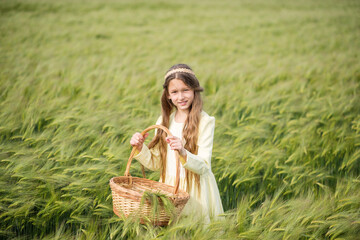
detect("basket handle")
(124, 125), (181, 195)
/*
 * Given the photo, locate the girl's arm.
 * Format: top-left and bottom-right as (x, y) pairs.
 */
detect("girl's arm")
(133, 116), (162, 171)
(182, 114), (215, 175)
(133, 144), (161, 171)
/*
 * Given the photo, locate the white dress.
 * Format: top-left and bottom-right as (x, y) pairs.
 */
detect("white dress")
(134, 111), (224, 222)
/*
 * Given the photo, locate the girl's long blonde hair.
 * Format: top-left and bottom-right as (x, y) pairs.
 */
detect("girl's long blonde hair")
(148, 64), (204, 193)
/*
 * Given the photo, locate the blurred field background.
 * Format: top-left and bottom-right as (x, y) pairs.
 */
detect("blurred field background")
(1, 0), (359, 239)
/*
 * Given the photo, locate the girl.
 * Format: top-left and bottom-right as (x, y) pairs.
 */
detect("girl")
(130, 63), (224, 223)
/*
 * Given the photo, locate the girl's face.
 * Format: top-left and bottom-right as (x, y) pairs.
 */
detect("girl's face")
(167, 79), (195, 113)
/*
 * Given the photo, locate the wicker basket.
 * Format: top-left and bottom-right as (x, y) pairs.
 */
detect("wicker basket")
(109, 125), (190, 226)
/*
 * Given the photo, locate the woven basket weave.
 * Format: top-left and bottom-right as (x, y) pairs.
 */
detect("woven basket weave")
(109, 125), (190, 226)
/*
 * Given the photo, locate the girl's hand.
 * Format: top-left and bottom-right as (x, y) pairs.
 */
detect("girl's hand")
(130, 132), (149, 151)
(166, 136), (186, 157)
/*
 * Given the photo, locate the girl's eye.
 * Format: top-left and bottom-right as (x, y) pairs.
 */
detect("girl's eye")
(184, 89), (189, 92)
(171, 91), (177, 94)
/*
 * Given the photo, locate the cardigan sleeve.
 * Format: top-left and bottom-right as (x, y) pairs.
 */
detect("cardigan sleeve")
(133, 116), (162, 171)
(183, 114), (215, 175)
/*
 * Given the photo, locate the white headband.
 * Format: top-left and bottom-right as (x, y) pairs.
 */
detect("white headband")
(164, 68), (195, 79)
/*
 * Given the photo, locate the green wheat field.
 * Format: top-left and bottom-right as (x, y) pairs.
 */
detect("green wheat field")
(1, 0), (359, 239)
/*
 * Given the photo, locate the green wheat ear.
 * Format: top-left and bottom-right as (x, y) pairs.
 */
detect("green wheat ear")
(140, 190), (176, 224)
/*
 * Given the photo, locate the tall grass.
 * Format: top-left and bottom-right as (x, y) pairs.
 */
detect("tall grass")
(1, 0), (359, 239)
